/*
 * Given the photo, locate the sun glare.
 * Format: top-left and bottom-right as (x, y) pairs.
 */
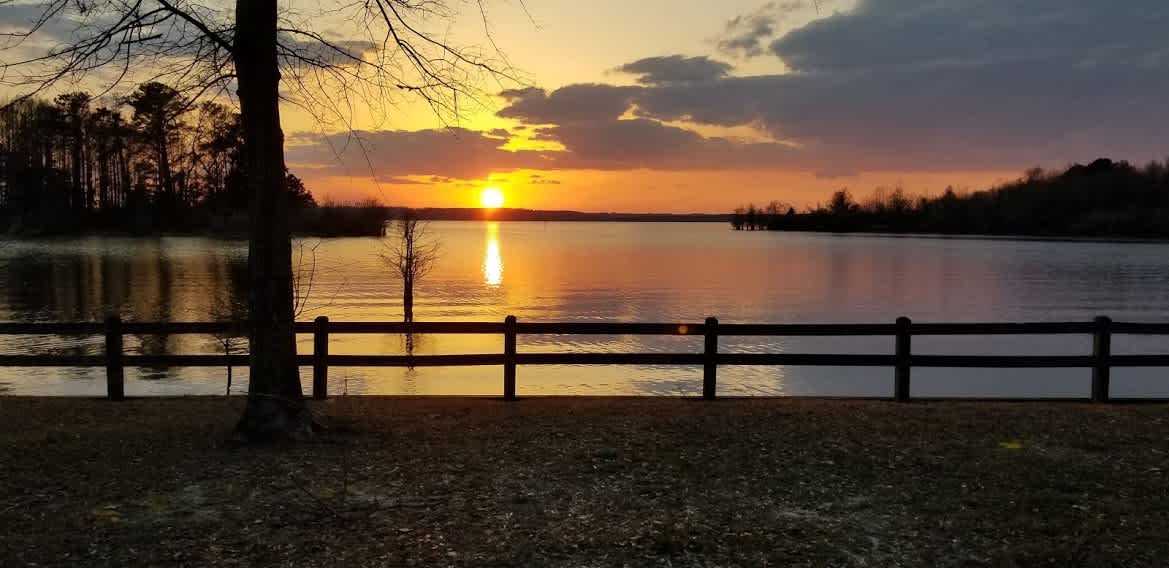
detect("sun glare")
(480, 186), (505, 209)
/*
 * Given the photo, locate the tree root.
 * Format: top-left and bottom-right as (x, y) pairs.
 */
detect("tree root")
(230, 393), (322, 445)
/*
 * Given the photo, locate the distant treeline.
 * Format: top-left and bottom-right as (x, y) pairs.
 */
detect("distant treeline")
(733, 159), (1169, 238)
(407, 208), (730, 222)
(0, 83), (384, 236)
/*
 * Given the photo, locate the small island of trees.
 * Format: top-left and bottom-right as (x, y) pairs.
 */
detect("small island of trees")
(733, 159), (1169, 238)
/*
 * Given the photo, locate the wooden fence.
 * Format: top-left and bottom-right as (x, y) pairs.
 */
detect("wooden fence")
(0, 315), (1167, 402)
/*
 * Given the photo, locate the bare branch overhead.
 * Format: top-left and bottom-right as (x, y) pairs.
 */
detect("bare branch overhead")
(2, 0), (524, 128)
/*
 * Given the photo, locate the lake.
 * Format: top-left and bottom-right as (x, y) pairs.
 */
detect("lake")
(2, 222), (1168, 398)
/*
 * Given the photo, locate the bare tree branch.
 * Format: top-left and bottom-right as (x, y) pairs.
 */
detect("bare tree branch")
(3, 0), (524, 130)
(380, 208), (439, 322)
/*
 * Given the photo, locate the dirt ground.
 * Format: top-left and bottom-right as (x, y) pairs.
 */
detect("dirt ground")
(2, 396), (1168, 566)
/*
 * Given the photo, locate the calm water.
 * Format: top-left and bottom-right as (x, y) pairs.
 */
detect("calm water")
(2, 222), (1168, 398)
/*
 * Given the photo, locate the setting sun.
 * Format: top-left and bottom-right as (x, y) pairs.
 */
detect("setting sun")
(480, 187), (505, 209)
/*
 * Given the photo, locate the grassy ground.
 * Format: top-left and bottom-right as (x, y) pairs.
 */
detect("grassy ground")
(2, 397), (1168, 567)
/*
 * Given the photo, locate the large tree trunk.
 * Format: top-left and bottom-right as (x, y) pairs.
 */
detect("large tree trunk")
(233, 0), (311, 441)
(403, 277), (414, 322)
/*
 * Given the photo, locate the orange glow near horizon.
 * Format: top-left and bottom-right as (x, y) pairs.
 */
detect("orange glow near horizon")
(304, 168), (1022, 214)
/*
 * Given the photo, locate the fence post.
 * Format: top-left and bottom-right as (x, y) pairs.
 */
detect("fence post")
(504, 315), (517, 400)
(1091, 315), (1112, 403)
(313, 316), (329, 400)
(104, 315), (124, 401)
(703, 317), (718, 400)
(894, 317), (912, 402)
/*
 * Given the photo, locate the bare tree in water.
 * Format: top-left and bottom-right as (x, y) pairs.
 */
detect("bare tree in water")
(210, 292), (248, 397)
(382, 210), (439, 323)
(1, 0), (518, 440)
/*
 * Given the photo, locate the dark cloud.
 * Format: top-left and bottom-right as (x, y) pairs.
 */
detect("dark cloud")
(715, 2), (807, 58)
(770, 0), (1169, 73)
(293, 0), (1169, 182)
(287, 120), (799, 181)
(527, 118), (791, 171)
(614, 55), (733, 85)
(632, 69), (1169, 175)
(718, 17), (774, 58)
(286, 128), (549, 181)
(717, 1), (821, 58)
(0, 3), (85, 42)
(634, 0), (1169, 174)
(535, 119), (703, 169)
(497, 84), (639, 124)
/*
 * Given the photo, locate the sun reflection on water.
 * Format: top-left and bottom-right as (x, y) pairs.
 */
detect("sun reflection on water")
(483, 222), (503, 286)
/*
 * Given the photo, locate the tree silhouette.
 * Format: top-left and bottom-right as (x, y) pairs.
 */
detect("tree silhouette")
(828, 189), (857, 217)
(125, 82), (186, 208)
(53, 92), (92, 212)
(191, 101), (243, 209)
(88, 106), (133, 210)
(382, 210), (439, 323)
(1, 85), (317, 231)
(2, 0), (517, 440)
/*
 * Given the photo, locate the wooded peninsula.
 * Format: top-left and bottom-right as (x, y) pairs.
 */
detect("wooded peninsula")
(733, 159), (1169, 238)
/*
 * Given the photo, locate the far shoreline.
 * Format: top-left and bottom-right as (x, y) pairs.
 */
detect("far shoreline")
(5, 201), (1169, 244)
(750, 228), (1169, 246)
(7, 221), (1169, 246)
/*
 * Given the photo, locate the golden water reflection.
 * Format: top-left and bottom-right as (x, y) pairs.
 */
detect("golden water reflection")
(4, 224), (1169, 398)
(483, 222), (503, 286)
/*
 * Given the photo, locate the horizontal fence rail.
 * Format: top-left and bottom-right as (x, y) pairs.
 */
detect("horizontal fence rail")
(0, 315), (1166, 402)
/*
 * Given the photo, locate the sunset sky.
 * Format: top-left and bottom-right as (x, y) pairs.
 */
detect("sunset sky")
(6, 0), (1169, 212)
